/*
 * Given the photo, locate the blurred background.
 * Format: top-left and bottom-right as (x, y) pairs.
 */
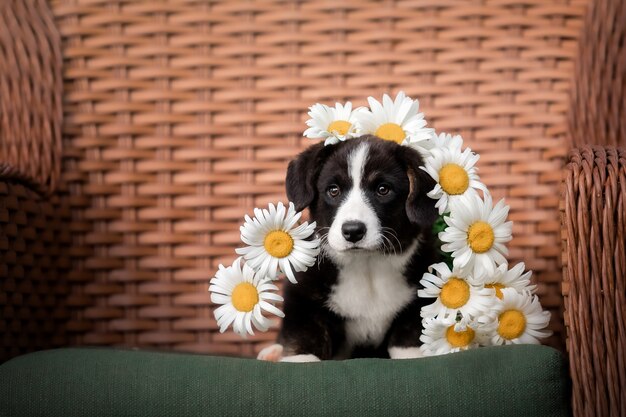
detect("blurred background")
(1, 0), (624, 371)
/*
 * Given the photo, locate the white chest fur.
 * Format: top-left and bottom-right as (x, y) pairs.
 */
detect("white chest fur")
(327, 241), (418, 348)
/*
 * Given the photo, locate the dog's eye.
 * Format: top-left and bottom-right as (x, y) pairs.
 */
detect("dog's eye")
(377, 184), (390, 196)
(327, 185), (341, 198)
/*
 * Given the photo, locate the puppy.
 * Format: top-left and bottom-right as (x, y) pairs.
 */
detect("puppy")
(258, 135), (439, 362)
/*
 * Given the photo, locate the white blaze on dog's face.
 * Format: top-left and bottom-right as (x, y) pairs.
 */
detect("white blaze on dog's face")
(327, 143), (381, 252)
(286, 135), (438, 258)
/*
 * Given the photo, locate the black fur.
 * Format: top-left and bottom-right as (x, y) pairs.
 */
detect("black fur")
(280, 135), (439, 359)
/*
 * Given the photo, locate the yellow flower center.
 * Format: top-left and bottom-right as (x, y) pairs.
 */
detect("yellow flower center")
(498, 309), (526, 340)
(445, 325), (476, 348)
(485, 283), (505, 299)
(327, 120), (351, 136)
(264, 230), (294, 258)
(467, 221), (495, 254)
(231, 282), (259, 312)
(375, 123), (406, 144)
(438, 163), (470, 195)
(440, 278), (470, 309)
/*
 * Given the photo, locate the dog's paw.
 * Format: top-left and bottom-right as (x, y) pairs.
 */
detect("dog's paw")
(257, 344), (284, 362)
(280, 354), (321, 363)
(388, 346), (425, 359)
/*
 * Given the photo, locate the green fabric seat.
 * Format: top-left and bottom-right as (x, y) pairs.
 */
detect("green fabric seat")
(0, 345), (569, 417)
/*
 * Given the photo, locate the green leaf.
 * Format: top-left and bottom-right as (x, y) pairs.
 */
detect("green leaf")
(432, 213), (454, 270)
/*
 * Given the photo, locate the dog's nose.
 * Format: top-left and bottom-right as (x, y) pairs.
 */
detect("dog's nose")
(341, 221), (367, 243)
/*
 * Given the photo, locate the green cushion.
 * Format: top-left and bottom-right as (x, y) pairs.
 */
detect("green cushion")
(0, 345), (569, 417)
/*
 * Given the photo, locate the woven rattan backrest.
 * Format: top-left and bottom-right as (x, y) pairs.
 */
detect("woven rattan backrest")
(0, 0), (62, 192)
(51, 0), (587, 356)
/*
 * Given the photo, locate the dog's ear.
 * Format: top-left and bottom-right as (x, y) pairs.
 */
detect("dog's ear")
(286, 142), (328, 211)
(401, 147), (438, 228)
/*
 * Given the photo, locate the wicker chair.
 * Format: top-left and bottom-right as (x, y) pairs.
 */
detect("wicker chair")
(1, 0), (624, 416)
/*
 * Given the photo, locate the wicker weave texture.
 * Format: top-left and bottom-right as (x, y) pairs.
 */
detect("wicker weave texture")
(569, 0), (626, 149)
(562, 146), (626, 417)
(0, 181), (71, 362)
(0, 0), (63, 192)
(50, 0), (588, 356)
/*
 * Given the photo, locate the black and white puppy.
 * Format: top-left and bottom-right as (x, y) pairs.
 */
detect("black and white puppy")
(258, 135), (439, 362)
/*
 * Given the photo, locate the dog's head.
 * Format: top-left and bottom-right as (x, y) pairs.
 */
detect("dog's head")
(286, 135), (437, 257)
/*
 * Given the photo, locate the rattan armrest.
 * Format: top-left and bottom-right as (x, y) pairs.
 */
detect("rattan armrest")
(0, 175), (71, 362)
(561, 145), (626, 417)
(0, 0), (63, 192)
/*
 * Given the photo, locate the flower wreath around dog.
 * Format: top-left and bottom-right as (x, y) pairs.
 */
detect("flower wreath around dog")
(208, 91), (552, 355)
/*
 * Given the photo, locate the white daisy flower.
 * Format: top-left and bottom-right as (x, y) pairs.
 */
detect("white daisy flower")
(418, 262), (496, 319)
(482, 288), (552, 345)
(421, 143), (488, 215)
(209, 257), (284, 337)
(235, 202), (320, 283)
(420, 316), (491, 356)
(481, 262), (536, 299)
(356, 91), (434, 147)
(429, 132), (464, 152)
(405, 132), (463, 160)
(303, 102), (364, 145)
(439, 193), (513, 279)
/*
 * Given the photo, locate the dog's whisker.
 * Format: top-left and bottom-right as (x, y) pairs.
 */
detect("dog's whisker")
(316, 235), (331, 266)
(386, 233), (398, 257)
(379, 231), (392, 255)
(379, 233), (395, 257)
(377, 236), (387, 255)
(382, 227), (403, 253)
(382, 234), (392, 256)
(390, 234), (402, 255)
